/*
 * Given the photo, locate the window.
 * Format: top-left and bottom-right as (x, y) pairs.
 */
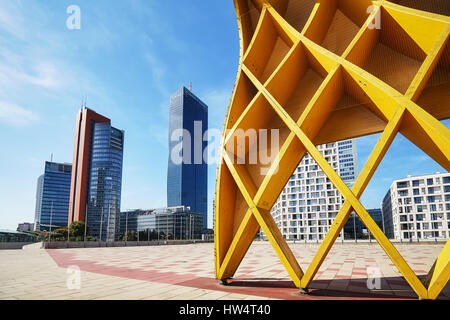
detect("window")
(397, 181), (408, 188)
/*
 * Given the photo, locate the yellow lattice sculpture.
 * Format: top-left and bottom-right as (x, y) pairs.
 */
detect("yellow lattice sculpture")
(214, 0), (450, 299)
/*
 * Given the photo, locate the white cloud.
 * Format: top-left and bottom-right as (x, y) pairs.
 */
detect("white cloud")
(0, 1), (26, 39)
(0, 47), (70, 92)
(0, 101), (39, 127)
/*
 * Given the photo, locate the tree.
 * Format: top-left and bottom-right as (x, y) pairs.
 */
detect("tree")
(123, 230), (137, 241)
(69, 221), (87, 238)
(33, 230), (44, 241)
(54, 227), (68, 239)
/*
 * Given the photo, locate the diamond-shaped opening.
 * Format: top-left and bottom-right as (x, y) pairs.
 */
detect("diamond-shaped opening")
(237, 0), (263, 52)
(345, 6), (444, 94)
(224, 93), (291, 191)
(414, 38), (450, 121)
(304, 0), (372, 56)
(269, 139), (360, 244)
(226, 72), (259, 130)
(243, 8), (295, 85)
(392, 0), (450, 16)
(356, 124), (450, 298)
(282, 0), (316, 34)
(253, 64), (349, 211)
(265, 41), (329, 122)
(261, 65), (391, 244)
(314, 67), (388, 145)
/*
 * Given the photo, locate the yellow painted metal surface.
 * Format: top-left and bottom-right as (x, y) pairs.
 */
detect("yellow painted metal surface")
(215, 0), (450, 299)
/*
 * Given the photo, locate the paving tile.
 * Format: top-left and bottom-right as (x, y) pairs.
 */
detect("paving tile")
(0, 242), (448, 300)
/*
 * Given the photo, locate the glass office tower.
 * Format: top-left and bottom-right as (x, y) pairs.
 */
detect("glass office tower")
(167, 87), (208, 229)
(87, 123), (124, 241)
(69, 107), (124, 241)
(34, 162), (72, 231)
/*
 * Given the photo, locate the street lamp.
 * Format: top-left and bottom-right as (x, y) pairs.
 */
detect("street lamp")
(49, 201), (54, 243)
(99, 206), (104, 242)
(84, 203), (88, 242)
(125, 209), (129, 242)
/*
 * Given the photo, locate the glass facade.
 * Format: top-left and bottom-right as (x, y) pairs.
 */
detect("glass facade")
(167, 87), (208, 229)
(34, 162), (72, 231)
(0, 230), (38, 243)
(119, 206), (203, 240)
(344, 209), (384, 239)
(87, 123), (124, 241)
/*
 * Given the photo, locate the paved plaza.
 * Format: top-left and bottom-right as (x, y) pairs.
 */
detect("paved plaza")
(0, 242), (448, 300)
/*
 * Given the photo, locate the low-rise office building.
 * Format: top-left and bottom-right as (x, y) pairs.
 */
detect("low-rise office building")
(344, 209), (384, 239)
(381, 172), (450, 240)
(119, 206), (203, 240)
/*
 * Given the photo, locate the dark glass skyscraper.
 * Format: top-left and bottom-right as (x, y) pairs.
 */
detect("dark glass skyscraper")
(167, 87), (208, 229)
(34, 162), (72, 231)
(69, 107), (124, 241)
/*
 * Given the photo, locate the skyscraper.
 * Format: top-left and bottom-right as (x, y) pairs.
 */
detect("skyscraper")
(34, 162), (72, 231)
(68, 107), (124, 241)
(167, 87), (208, 229)
(269, 139), (358, 241)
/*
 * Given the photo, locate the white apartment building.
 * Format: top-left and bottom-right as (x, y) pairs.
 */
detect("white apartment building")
(267, 139), (358, 241)
(381, 172), (450, 240)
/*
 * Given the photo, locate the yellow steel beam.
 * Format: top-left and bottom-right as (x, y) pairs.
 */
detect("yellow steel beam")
(259, 75), (429, 298)
(218, 66), (342, 279)
(427, 239), (450, 300)
(300, 106), (405, 288)
(222, 151), (304, 286)
(216, 0), (450, 300)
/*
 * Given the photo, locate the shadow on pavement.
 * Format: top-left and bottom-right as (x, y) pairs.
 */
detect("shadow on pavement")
(224, 275), (450, 300)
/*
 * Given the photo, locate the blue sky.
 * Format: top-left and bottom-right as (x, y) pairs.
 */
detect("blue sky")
(0, 0), (447, 230)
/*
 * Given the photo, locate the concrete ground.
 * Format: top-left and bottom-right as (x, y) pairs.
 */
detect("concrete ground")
(0, 242), (448, 300)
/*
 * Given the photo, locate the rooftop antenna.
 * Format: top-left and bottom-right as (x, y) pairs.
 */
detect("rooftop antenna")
(50, 153), (53, 163)
(80, 95), (87, 110)
(189, 81), (192, 92)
